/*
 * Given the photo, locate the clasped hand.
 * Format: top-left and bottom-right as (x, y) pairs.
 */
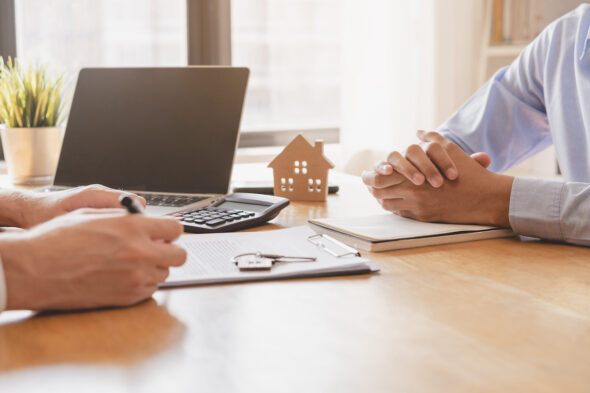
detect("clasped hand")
(362, 131), (514, 227)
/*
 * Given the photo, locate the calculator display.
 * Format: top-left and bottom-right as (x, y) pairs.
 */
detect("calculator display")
(218, 201), (269, 213)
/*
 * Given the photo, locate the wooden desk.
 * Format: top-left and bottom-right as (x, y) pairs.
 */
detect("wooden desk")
(1, 174), (590, 393)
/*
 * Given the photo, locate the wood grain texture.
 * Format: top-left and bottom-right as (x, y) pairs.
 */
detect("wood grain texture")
(1, 175), (589, 393)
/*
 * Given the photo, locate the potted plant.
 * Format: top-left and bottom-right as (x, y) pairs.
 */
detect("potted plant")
(0, 57), (68, 185)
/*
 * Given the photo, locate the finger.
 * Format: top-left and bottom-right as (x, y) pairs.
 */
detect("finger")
(78, 185), (147, 209)
(134, 285), (159, 304)
(416, 130), (445, 143)
(143, 285), (159, 298)
(373, 160), (393, 175)
(370, 185), (406, 201)
(146, 267), (171, 285)
(471, 152), (492, 168)
(395, 210), (419, 220)
(386, 151), (425, 185)
(73, 207), (127, 216)
(132, 216), (184, 242)
(422, 142), (458, 180)
(379, 198), (409, 213)
(362, 170), (405, 188)
(149, 242), (187, 268)
(404, 144), (444, 187)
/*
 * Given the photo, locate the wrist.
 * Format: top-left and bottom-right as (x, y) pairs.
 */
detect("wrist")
(485, 174), (514, 227)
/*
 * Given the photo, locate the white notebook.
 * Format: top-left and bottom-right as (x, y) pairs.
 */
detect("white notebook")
(308, 214), (514, 252)
(162, 226), (377, 288)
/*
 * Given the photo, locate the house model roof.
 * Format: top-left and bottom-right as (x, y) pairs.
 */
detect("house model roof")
(267, 134), (335, 169)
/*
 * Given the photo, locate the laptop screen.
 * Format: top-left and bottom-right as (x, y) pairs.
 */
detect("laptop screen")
(54, 67), (249, 194)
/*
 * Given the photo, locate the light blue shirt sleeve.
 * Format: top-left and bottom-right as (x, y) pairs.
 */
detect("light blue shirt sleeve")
(437, 21), (553, 173)
(510, 178), (590, 246)
(435, 5), (590, 246)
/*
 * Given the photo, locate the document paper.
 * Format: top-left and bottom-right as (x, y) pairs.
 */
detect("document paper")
(162, 226), (375, 287)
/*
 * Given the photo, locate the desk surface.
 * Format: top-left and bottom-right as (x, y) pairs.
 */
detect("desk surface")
(1, 172), (590, 393)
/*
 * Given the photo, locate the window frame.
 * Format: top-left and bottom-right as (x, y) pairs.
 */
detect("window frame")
(0, 0), (16, 59)
(3, 0), (339, 148)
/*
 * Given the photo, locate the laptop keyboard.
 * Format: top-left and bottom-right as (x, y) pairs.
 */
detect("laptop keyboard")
(41, 188), (208, 208)
(136, 193), (209, 207)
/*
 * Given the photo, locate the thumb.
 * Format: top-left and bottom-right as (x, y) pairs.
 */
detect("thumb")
(471, 152), (492, 168)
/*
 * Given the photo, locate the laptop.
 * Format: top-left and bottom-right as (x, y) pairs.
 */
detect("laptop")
(46, 67), (249, 215)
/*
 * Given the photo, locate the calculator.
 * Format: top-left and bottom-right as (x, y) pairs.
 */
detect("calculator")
(172, 193), (290, 233)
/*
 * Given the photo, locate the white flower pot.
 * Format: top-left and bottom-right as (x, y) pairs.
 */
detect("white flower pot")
(0, 126), (64, 185)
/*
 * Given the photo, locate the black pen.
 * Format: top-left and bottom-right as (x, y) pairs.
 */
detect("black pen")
(119, 194), (144, 214)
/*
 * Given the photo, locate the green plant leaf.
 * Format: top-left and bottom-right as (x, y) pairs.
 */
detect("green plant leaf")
(0, 57), (69, 128)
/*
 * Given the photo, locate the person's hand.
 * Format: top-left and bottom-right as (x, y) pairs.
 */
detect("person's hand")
(0, 209), (186, 311)
(14, 185), (147, 228)
(362, 139), (514, 227)
(377, 130), (492, 188)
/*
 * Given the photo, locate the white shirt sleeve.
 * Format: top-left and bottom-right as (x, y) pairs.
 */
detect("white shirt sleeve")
(509, 177), (590, 246)
(0, 256), (6, 312)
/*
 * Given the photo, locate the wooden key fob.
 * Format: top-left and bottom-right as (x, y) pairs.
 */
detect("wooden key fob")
(235, 254), (273, 271)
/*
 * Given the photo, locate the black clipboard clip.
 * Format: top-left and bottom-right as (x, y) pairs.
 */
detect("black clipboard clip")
(307, 233), (361, 258)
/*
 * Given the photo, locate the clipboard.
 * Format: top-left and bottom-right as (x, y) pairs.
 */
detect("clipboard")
(162, 226), (377, 288)
(307, 233), (361, 257)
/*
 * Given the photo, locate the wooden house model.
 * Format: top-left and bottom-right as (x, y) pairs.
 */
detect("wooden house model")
(268, 134), (334, 201)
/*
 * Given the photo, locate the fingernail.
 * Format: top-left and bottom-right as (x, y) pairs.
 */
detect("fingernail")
(378, 164), (391, 173)
(412, 173), (425, 184)
(446, 168), (458, 179)
(430, 175), (443, 187)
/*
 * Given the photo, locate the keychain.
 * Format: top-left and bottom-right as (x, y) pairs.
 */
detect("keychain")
(232, 252), (316, 271)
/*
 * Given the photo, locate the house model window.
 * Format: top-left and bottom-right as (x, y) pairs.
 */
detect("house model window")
(268, 134), (334, 202)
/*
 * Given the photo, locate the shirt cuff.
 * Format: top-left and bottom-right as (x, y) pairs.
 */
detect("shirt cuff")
(0, 255), (6, 312)
(509, 176), (565, 241)
(436, 128), (476, 155)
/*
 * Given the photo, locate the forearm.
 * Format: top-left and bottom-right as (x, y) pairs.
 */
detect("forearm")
(0, 190), (31, 228)
(509, 177), (590, 246)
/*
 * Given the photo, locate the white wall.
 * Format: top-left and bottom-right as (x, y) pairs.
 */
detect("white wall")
(339, 0), (488, 174)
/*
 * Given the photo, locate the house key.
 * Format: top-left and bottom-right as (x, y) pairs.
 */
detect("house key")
(232, 252), (317, 271)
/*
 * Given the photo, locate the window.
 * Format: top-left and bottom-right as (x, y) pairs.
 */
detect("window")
(231, 0), (342, 134)
(3, 0), (341, 146)
(14, 0), (187, 79)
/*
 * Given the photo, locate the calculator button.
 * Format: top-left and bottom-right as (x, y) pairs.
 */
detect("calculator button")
(183, 217), (194, 223)
(193, 219), (206, 224)
(230, 214), (241, 219)
(206, 218), (226, 226)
